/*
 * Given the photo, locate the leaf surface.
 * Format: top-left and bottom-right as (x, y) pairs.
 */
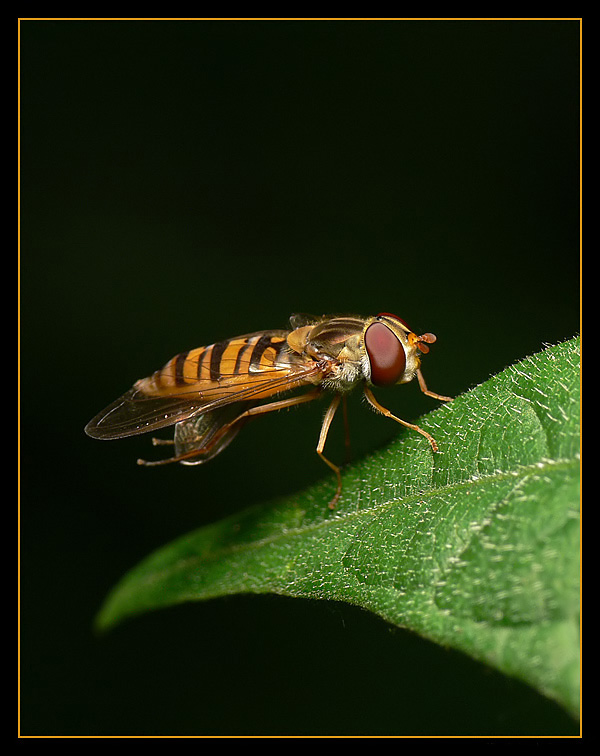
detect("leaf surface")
(97, 337), (581, 718)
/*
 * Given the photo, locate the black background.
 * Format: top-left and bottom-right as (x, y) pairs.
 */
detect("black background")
(20, 19), (580, 736)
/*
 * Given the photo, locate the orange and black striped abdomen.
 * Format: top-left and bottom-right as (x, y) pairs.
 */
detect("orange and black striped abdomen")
(139, 330), (293, 397)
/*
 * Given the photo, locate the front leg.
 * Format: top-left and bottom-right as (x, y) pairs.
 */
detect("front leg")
(363, 384), (440, 452)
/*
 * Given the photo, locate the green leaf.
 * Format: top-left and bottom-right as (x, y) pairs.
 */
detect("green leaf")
(96, 337), (581, 718)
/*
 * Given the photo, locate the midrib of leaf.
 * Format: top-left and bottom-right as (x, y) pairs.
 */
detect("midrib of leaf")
(147, 455), (575, 571)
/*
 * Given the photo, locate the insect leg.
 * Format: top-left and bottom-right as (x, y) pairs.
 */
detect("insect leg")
(316, 393), (343, 509)
(342, 394), (352, 463)
(139, 404), (253, 467)
(138, 450), (199, 466)
(138, 389), (324, 466)
(363, 384), (440, 452)
(416, 369), (453, 402)
(238, 388), (345, 509)
(238, 387), (324, 419)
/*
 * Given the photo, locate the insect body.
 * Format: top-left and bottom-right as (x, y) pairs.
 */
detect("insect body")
(85, 313), (451, 507)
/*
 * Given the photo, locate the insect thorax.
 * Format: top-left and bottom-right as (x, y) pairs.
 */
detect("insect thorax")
(322, 357), (367, 392)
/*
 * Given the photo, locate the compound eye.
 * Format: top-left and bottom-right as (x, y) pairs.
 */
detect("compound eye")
(365, 322), (406, 387)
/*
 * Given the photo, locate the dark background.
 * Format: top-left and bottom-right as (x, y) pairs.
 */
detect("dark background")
(20, 20), (580, 736)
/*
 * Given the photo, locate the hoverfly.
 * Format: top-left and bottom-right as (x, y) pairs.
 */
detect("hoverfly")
(85, 313), (451, 508)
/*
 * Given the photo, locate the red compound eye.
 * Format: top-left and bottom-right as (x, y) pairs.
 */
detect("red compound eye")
(365, 322), (406, 387)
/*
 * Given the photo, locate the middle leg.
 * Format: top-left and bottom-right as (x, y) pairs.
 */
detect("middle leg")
(316, 393), (343, 509)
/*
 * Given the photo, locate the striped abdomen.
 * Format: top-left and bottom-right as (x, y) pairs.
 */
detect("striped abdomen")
(137, 330), (292, 397)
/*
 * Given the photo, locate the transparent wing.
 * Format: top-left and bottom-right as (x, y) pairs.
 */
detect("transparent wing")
(85, 360), (323, 440)
(289, 313), (322, 329)
(173, 402), (255, 465)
